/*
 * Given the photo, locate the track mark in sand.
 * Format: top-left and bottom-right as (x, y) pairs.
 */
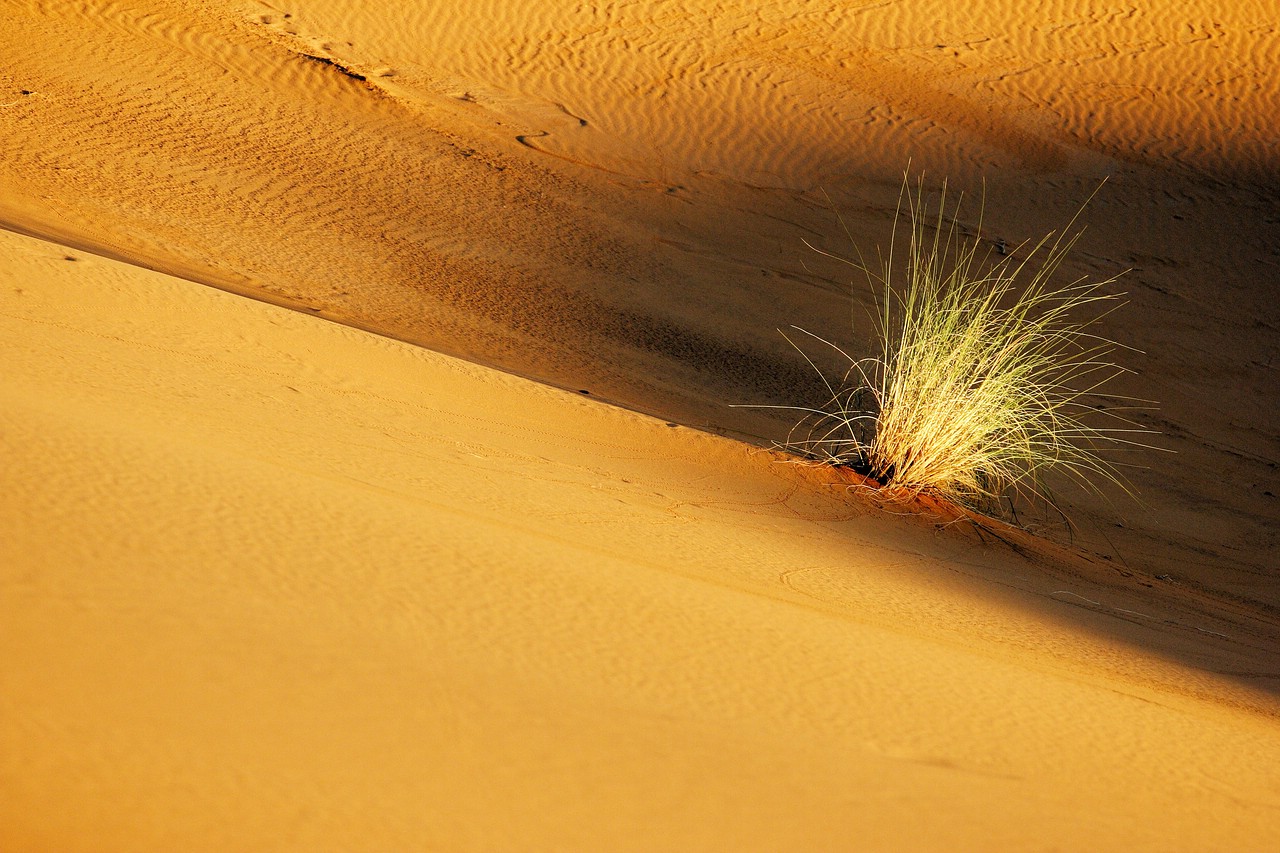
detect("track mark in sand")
(244, 3), (392, 96)
(863, 740), (1023, 782)
(0, 89), (38, 108)
(514, 127), (676, 193)
(553, 101), (588, 127)
(515, 129), (551, 150)
(300, 53), (367, 83)
(514, 128), (635, 180)
(1050, 590), (1235, 641)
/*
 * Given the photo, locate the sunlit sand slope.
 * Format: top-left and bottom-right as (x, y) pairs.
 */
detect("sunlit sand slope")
(4, 229), (1280, 851)
(266, 0), (1280, 183)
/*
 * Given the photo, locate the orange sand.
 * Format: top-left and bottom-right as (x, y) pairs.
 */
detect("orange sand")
(3, 1), (1279, 850)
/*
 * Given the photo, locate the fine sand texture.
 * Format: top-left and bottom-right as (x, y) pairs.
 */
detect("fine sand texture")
(6, 227), (1280, 852)
(3, 1), (1280, 850)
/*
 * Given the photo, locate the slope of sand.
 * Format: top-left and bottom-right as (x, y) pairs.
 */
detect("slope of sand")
(5, 227), (1280, 851)
(3, 0), (1280, 849)
(2, 0), (1277, 609)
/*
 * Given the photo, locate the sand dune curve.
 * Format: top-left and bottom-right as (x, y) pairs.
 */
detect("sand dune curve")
(5, 227), (1280, 851)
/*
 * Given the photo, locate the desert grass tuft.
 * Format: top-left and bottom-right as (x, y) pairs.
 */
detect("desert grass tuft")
(750, 176), (1157, 516)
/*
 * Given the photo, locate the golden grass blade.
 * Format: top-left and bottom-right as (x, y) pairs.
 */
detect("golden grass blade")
(752, 174), (1164, 518)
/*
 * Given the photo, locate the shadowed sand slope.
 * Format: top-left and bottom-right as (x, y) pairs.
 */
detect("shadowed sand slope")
(4, 228), (1280, 851)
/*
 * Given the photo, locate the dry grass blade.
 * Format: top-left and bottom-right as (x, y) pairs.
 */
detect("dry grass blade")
(746, 175), (1161, 518)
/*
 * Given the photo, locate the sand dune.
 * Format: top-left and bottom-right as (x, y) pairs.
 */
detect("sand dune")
(254, 0), (1280, 183)
(3, 0), (1279, 849)
(5, 226), (1280, 851)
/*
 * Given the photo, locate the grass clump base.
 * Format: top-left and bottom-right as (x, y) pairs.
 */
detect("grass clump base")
(760, 176), (1154, 516)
